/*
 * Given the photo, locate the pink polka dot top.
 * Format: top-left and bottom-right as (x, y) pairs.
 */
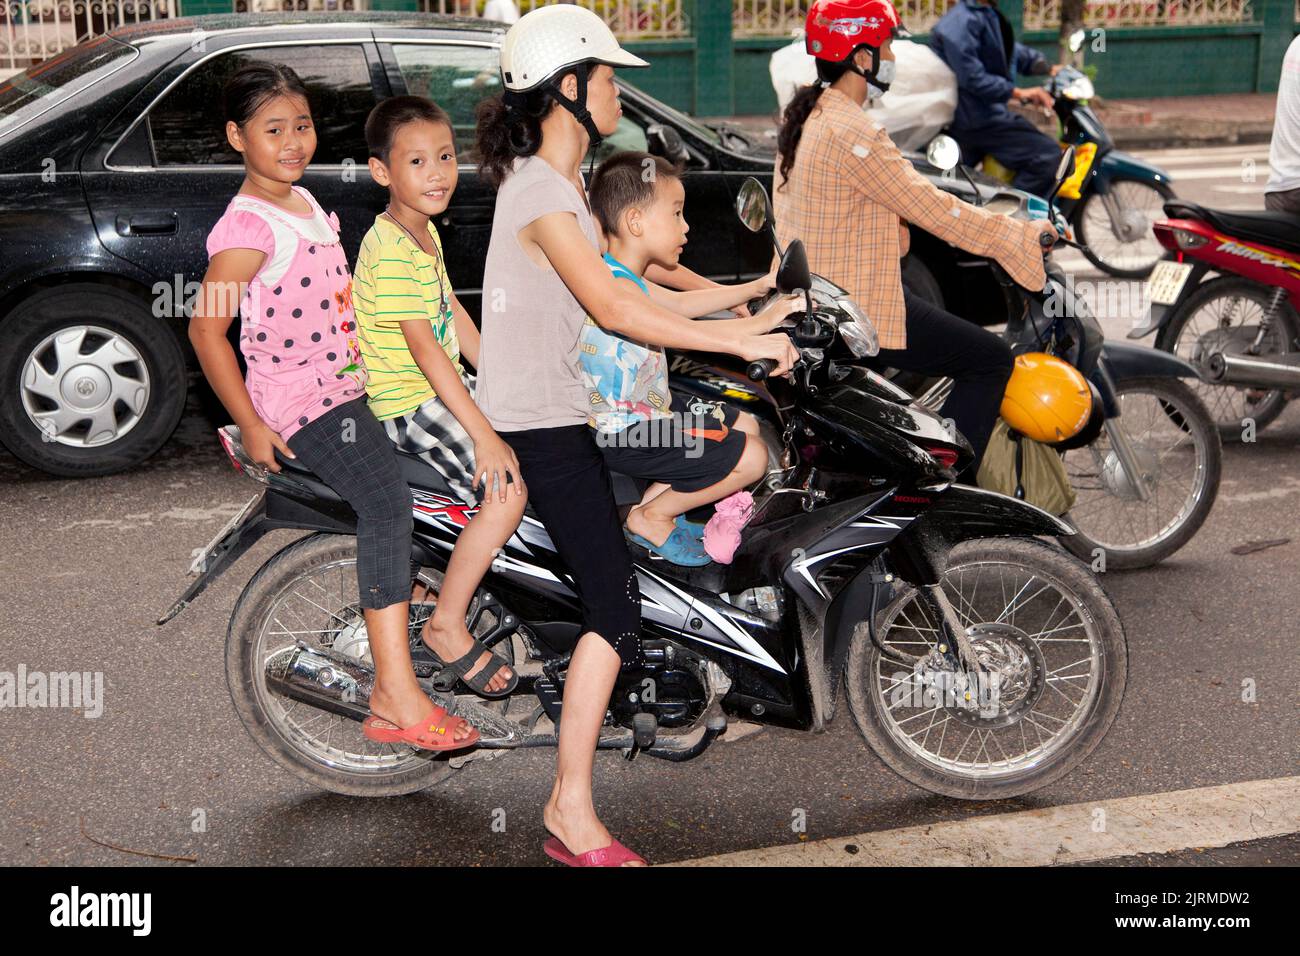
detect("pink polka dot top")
(205, 185), (366, 441)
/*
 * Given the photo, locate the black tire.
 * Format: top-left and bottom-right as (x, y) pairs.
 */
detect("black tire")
(1059, 377), (1221, 570)
(1154, 276), (1298, 439)
(901, 254), (945, 311)
(0, 284), (187, 477)
(228, 533), (457, 797)
(1075, 178), (1174, 279)
(845, 537), (1127, 800)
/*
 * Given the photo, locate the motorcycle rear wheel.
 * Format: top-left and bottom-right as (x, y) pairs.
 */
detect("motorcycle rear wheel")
(1075, 177), (1173, 278)
(845, 537), (1127, 800)
(226, 533), (513, 797)
(1154, 276), (1299, 439)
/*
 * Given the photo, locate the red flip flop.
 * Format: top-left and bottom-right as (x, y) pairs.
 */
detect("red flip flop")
(543, 836), (647, 867)
(362, 703), (479, 751)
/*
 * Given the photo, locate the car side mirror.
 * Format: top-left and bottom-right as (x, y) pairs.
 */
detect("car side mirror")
(647, 123), (689, 165)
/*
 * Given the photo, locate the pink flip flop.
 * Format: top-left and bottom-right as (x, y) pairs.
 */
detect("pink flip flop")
(543, 836), (647, 867)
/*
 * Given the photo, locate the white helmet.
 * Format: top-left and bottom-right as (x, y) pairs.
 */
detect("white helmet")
(499, 5), (647, 146)
(500, 4), (648, 93)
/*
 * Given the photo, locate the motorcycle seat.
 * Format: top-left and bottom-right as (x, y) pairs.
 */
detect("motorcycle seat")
(1163, 200), (1300, 255)
(272, 446), (646, 520)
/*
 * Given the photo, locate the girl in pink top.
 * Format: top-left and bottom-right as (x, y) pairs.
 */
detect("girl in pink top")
(189, 63), (479, 752)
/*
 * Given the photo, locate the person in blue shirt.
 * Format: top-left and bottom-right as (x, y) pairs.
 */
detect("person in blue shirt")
(930, 0), (1063, 198)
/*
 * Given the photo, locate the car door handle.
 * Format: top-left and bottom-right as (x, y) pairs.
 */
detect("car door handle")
(439, 206), (493, 228)
(116, 213), (177, 236)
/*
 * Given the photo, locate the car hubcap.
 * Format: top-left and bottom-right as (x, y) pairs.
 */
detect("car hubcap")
(20, 325), (150, 447)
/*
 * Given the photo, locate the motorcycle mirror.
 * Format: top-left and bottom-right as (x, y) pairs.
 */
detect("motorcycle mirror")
(1068, 28), (1086, 53)
(647, 123), (689, 165)
(736, 176), (771, 233)
(1044, 145), (1076, 207)
(925, 134), (961, 172)
(776, 238), (812, 294)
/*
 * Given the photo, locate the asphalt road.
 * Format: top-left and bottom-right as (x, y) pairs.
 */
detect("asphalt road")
(1, 144), (1295, 867)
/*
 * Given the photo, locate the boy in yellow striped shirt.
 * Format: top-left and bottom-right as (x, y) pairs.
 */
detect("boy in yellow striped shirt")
(354, 96), (526, 701)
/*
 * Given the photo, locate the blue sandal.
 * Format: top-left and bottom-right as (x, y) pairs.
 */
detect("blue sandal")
(675, 515), (708, 539)
(627, 526), (712, 567)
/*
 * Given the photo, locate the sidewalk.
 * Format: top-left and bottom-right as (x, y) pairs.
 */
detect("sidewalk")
(712, 92), (1277, 151)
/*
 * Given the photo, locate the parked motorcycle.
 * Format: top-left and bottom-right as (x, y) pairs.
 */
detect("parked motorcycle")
(675, 142), (1220, 570)
(976, 32), (1174, 279)
(1131, 200), (1300, 440)
(159, 179), (1127, 802)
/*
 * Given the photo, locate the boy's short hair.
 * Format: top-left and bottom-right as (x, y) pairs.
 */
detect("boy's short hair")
(365, 95), (453, 164)
(589, 151), (684, 237)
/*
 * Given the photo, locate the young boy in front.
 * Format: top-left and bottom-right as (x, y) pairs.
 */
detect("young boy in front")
(582, 151), (800, 566)
(354, 95), (525, 702)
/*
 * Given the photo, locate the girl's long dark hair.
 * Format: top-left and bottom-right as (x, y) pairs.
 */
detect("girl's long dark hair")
(474, 64), (597, 189)
(776, 58), (851, 190)
(223, 61), (310, 127)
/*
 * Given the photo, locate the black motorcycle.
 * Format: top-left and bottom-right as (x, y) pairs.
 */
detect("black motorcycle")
(160, 179), (1126, 802)
(678, 148), (1219, 570)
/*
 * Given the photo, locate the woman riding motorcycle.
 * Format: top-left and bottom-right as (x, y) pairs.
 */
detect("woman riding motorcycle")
(774, 0), (1057, 473)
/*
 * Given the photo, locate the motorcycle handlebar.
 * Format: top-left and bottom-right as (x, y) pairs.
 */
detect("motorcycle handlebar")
(748, 358), (779, 381)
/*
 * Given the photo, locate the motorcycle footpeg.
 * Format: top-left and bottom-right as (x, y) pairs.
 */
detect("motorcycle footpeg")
(632, 712), (658, 749)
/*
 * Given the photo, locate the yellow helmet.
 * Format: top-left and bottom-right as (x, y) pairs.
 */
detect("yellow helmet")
(1000, 352), (1094, 445)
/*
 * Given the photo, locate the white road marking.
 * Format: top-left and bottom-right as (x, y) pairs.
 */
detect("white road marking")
(666, 776), (1300, 866)
(1169, 165), (1272, 181)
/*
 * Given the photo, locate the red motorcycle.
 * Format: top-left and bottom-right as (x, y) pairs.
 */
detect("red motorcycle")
(1131, 200), (1300, 438)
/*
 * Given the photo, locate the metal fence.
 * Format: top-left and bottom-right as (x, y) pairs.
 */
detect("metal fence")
(734, 0), (954, 36)
(1023, 0), (1256, 29)
(2, 0), (177, 72)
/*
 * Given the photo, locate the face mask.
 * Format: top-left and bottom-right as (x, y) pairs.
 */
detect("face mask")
(867, 58), (896, 101)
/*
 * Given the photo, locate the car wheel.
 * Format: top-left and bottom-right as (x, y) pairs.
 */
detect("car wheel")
(0, 284), (187, 477)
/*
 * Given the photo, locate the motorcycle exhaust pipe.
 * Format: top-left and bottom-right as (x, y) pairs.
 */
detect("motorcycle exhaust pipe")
(265, 643), (374, 722)
(1204, 350), (1300, 391)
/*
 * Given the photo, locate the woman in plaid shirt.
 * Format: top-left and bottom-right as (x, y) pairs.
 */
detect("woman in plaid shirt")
(773, 0), (1057, 473)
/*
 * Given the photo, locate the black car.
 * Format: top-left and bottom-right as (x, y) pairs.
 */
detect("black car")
(0, 12), (1028, 477)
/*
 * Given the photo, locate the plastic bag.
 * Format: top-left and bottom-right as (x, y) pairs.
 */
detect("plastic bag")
(977, 419), (1077, 516)
(769, 37), (957, 153)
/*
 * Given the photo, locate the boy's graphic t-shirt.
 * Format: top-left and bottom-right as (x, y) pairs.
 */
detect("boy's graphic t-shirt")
(353, 214), (462, 421)
(578, 253), (671, 434)
(204, 185), (364, 441)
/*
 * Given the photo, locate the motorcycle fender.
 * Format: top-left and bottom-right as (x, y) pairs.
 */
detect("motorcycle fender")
(156, 493), (271, 625)
(906, 484), (1075, 540)
(1097, 340), (1199, 386)
(1094, 150), (1175, 193)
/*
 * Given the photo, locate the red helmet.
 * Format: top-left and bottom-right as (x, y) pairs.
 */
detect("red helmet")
(804, 0), (907, 63)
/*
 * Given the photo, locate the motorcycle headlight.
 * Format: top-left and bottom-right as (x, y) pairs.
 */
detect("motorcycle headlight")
(1061, 75), (1094, 101)
(836, 297), (879, 357)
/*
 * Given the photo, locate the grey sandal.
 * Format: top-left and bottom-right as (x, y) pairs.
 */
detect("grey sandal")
(427, 637), (519, 699)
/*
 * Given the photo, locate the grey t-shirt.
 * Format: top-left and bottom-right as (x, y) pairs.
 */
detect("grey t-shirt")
(477, 154), (600, 432)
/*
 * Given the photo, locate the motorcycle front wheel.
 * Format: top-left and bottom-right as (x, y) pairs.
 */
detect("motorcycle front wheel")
(1059, 377), (1221, 569)
(845, 537), (1127, 800)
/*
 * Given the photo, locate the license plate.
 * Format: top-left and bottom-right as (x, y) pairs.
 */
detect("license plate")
(1148, 260), (1193, 306)
(190, 493), (262, 575)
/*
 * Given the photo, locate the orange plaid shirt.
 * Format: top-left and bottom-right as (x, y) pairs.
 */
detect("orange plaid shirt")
(773, 86), (1048, 350)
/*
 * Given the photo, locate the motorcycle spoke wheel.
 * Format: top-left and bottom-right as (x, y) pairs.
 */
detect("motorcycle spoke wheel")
(867, 556), (1103, 779)
(1061, 383), (1212, 557)
(1165, 286), (1293, 435)
(251, 558), (448, 776)
(1078, 180), (1167, 276)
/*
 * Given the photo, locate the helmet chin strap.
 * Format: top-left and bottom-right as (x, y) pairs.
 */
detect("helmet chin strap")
(547, 68), (604, 147)
(847, 45), (892, 96)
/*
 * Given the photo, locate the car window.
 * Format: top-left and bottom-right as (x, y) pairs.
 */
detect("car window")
(149, 44), (377, 166)
(590, 114), (649, 165)
(390, 44), (500, 163)
(0, 38), (137, 137)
